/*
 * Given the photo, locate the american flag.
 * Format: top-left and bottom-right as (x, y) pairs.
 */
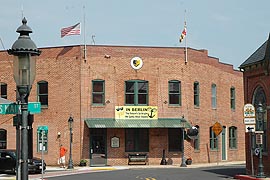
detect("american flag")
(61, 23), (81, 38)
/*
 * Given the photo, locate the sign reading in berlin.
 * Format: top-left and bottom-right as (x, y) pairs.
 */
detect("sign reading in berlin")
(115, 106), (158, 120)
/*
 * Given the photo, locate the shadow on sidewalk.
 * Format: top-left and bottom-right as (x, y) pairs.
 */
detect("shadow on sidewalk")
(202, 166), (246, 179)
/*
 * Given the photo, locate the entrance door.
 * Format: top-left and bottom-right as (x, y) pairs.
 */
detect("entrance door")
(221, 126), (227, 160)
(90, 129), (107, 166)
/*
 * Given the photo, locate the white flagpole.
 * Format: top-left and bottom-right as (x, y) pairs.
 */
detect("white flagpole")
(83, 5), (87, 61)
(184, 10), (187, 64)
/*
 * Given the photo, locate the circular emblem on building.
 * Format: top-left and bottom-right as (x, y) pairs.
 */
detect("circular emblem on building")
(130, 57), (143, 70)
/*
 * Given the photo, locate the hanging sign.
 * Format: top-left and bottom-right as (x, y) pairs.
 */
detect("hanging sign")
(243, 104), (256, 125)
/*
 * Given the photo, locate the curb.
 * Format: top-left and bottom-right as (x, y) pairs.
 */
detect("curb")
(234, 175), (269, 180)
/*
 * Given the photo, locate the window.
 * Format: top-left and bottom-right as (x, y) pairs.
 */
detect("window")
(125, 129), (149, 152)
(230, 87), (235, 110)
(37, 81), (48, 107)
(252, 86), (267, 152)
(211, 84), (217, 109)
(194, 126), (200, 150)
(92, 80), (105, 105)
(125, 80), (148, 105)
(209, 127), (218, 150)
(169, 80), (181, 105)
(168, 128), (181, 151)
(0, 129), (7, 149)
(229, 126), (237, 149)
(0, 83), (7, 99)
(194, 82), (200, 107)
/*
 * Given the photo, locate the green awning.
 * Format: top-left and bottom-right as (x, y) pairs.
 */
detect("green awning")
(84, 118), (191, 128)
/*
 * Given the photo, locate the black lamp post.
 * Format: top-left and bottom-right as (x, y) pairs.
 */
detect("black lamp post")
(180, 116), (187, 167)
(8, 17), (41, 180)
(67, 116), (74, 169)
(255, 103), (266, 178)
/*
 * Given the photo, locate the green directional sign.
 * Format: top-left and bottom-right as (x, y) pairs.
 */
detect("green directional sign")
(0, 102), (41, 115)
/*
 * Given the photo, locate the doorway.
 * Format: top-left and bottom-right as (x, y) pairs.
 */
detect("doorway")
(90, 128), (107, 166)
(221, 126), (227, 160)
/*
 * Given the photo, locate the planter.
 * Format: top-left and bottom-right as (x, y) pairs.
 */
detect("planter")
(79, 162), (87, 166)
(186, 159), (192, 165)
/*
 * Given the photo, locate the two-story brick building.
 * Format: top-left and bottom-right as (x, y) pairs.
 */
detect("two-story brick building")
(0, 44), (245, 166)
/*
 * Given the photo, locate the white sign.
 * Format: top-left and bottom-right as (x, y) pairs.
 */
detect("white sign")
(130, 57), (143, 70)
(243, 104), (256, 124)
(245, 124), (255, 132)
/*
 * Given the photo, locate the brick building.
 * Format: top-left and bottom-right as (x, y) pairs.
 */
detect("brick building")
(240, 34), (270, 175)
(0, 44), (245, 166)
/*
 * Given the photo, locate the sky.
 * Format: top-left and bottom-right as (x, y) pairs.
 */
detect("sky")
(1, 0), (270, 69)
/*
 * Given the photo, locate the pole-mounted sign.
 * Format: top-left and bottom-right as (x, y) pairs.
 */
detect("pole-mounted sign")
(244, 104), (256, 125)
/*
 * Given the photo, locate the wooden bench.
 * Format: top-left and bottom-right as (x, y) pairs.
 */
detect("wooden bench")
(128, 153), (148, 165)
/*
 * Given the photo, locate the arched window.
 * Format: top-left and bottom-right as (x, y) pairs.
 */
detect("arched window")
(194, 82), (200, 107)
(211, 84), (217, 109)
(230, 87), (235, 110)
(0, 129), (7, 149)
(252, 86), (267, 151)
(229, 126), (237, 149)
(209, 126), (218, 150)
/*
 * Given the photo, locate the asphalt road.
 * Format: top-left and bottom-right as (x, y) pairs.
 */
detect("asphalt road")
(43, 164), (245, 180)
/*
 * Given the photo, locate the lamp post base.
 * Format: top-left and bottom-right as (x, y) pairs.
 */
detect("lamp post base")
(67, 159), (73, 169)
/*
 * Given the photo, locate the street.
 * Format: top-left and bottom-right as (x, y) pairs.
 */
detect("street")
(38, 164), (245, 180)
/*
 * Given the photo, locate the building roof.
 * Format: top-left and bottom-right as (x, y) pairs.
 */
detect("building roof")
(240, 34), (270, 68)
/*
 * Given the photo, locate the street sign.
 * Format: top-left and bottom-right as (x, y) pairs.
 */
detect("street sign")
(0, 102), (41, 114)
(28, 102), (41, 114)
(0, 103), (18, 114)
(243, 104), (256, 125)
(245, 124), (255, 132)
(212, 122), (223, 136)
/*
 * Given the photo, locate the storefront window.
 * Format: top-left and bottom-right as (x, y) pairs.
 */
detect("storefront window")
(125, 128), (149, 152)
(168, 128), (181, 151)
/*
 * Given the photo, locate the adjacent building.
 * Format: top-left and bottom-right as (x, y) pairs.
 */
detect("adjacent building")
(0, 45), (245, 166)
(240, 34), (270, 175)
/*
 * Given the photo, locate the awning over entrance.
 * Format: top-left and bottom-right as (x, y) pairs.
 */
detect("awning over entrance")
(85, 118), (191, 128)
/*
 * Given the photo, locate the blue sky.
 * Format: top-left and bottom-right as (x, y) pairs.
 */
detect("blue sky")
(1, 0), (270, 69)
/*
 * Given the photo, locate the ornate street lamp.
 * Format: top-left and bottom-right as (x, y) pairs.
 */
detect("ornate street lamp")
(67, 116), (74, 169)
(180, 116), (187, 167)
(255, 103), (266, 178)
(8, 17), (41, 180)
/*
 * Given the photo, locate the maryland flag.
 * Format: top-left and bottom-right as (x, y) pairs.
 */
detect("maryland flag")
(179, 27), (186, 43)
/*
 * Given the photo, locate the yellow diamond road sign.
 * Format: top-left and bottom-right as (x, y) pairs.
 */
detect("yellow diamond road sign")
(212, 122), (223, 136)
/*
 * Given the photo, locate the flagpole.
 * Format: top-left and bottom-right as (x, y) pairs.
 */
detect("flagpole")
(184, 10), (187, 64)
(83, 5), (87, 61)
(184, 21), (187, 64)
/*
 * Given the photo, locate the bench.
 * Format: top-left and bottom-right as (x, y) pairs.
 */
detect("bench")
(128, 153), (148, 165)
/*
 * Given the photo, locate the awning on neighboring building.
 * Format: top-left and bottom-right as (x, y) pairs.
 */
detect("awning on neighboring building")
(0, 98), (14, 104)
(84, 118), (191, 128)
